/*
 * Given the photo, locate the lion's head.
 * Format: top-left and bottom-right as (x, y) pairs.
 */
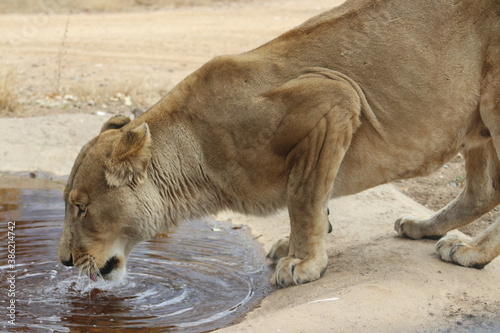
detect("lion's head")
(58, 115), (161, 281)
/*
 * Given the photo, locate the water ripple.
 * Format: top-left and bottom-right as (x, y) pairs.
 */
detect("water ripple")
(0, 187), (273, 332)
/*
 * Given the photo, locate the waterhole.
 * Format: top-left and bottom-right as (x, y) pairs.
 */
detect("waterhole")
(0, 184), (273, 332)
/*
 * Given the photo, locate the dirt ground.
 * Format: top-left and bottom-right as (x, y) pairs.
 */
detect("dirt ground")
(0, 0), (498, 332)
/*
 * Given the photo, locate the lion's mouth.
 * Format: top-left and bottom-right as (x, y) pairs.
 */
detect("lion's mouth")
(70, 254), (121, 282)
(95, 256), (119, 280)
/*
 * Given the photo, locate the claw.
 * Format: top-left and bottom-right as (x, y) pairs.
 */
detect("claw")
(326, 207), (332, 234)
(449, 244), (463, 259)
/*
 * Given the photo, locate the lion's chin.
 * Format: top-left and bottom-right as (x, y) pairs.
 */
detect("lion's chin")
(101, 266), (126, 282)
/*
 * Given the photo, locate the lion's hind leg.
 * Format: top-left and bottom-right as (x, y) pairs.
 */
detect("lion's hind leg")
(436, 220), (500, 268)
(395, 144), (500, 237)
(435, 66), (500, 268)
(397, 61), (500, 268)
(395, 143), (500, 268)
(435, 55), (500, 268)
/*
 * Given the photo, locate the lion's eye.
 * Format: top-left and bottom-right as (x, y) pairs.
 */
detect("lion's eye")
(75, 203), (87, 215)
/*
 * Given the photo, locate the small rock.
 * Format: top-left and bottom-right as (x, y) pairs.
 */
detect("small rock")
(63, 94), (78, 102)
(124, 95), (132, 106)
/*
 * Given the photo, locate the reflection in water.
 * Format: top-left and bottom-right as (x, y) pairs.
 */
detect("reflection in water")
(0, 187), (273, 332)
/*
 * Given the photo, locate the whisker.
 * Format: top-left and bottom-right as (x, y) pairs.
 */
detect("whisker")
(86, 256), (98, 303)
(89, 257), (111, 300)
(73, 254), (97, 302)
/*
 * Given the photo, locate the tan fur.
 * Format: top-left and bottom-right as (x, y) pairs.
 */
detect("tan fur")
(58, 0), (500, 287)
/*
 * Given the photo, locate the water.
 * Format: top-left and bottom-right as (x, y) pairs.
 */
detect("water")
(0, 186), (273, 332)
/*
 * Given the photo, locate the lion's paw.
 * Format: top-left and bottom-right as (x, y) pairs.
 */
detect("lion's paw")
(394, 215), (427, 239)
(270, 256), (327, 288)
(436, 234), (488, 269)
(267, 237), (289, 263)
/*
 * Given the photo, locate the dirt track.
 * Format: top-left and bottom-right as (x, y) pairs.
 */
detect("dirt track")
(0, 0), (335, 116)
(0, 1), (499, 332)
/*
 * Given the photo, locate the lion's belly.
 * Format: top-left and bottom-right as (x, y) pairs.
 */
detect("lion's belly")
(331, 117), (476, 198)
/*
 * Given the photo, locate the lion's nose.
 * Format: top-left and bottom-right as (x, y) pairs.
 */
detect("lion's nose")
(61, 254), (74, 267)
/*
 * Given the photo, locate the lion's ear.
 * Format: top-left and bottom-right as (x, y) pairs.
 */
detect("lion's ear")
(105, 123), (152, 187)
(101, 115), (132, 133)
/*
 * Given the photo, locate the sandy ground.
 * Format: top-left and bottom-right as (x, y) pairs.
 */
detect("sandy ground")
(0, 1), (499, 332)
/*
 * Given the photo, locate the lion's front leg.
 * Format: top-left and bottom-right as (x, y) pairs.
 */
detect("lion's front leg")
(268, 208), (333, 286)
(270, 108), (357, 287)
(271, 206), (330, 287)
(268, 208), (332, 263)
(267, 237), (290, 262)
(263, 71), (361, 287)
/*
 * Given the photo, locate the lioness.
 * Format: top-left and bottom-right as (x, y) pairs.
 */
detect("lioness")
(58, 0), (500, 287)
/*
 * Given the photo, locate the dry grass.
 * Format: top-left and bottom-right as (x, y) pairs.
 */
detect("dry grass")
(0, 0), (233, 116)
(41, 74), (171, 112)
(0, 70), (20, 116)
(56, 15), (70, 94)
